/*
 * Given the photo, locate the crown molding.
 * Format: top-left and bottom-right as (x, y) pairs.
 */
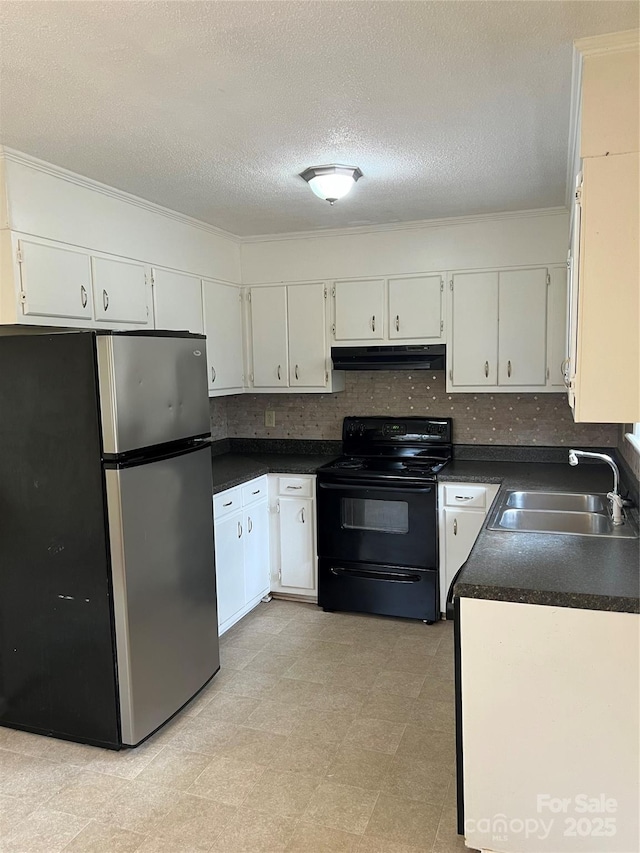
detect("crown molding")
(241, 207), (569, 244)
(574, 29), (639, 57)
(0, 146), (241, 243)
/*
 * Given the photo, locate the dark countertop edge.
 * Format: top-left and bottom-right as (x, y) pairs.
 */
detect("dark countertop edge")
(454, 583), (639, 614)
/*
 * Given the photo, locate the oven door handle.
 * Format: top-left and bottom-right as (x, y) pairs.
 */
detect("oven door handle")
(330, 566), (422, 583)
(318, 481), (434, 494)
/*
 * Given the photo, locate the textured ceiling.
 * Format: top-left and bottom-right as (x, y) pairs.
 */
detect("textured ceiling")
(0, 1), (638, 236)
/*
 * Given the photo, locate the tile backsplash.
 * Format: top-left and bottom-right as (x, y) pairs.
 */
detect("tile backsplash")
(212, 372), (618, 447)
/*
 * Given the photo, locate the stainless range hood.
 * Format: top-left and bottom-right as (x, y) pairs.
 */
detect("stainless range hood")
(331, 344), (446, 371)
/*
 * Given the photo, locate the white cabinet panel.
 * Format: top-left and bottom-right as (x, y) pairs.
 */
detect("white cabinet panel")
(250, 286), (288, 387)
(334, 279), (384, 341)
(547, 266), (568, 388)
(152, 268), (203, 334)
(244, 502), (270, 603)
(450, 272), (498, 386)
(92, 256), (148, 324)
(203, 279), (244, 393)
(288, 283), (327, 388)
(279, 497), (315, 591)
(442, 507), (485, 604)
(214, 510), (245, 629)
(388, 275), (443, 340)
(18, 239), (93, 320)
(498, 268), (547, 386)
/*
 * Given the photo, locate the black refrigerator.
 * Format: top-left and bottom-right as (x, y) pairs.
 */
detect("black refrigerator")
(0, 329), (220, 748)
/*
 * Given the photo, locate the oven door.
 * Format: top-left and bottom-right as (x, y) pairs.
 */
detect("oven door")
(316, 477), (437, 569)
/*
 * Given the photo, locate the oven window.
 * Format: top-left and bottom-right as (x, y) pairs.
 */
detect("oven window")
(341, 497), (409, 534)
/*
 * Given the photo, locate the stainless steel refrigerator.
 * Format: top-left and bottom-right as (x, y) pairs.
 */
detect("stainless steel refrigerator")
(0, 329), (219, 748)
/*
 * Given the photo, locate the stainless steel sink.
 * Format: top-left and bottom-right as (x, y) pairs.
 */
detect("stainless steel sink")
(487, 490), (638, 539)
(505, 491), (606, 513)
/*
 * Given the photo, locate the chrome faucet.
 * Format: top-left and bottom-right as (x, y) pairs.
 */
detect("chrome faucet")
(568, 450), (625, 525)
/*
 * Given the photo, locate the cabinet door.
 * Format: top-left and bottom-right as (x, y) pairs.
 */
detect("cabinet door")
(279, 497), (315, 591)
(547, 267), (568, 387)
(203, 280), (244, 392)
(288, 283), (327, 388)
(92, 257), (148, 324)
(243, 501), (270, 603)
(450, 272), (498, 386)
(334, 279), (385, 341)
(250, 286), (288, 387)
(388, 275), (443, 340)
(498, 269), (547, 386)
(18, 240), (93, 320)
(442, 507), (485, 601)
(214, 510), (245, 629)
(153, 269), (203, 334)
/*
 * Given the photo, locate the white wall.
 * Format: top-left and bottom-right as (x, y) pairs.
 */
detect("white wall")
(240, 210), (569, 284)
(1, 150), (241, 283)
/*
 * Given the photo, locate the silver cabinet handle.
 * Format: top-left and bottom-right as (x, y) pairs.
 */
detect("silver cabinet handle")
(80, 285), (88, 308)
(371, 315), (376, 332)
(287, 485), (302, 490)
(455, 495), (473, 501)
(561, 358), (571, 388)
(277, 364), (281, 381)
(295, 364), (299, 380)
(211, 367), (216, 384)
(223, 500), (233, 507)
(237, 522), (242, 538)
(248, 517), (253, 534)
(103, 289), (109, 312)
(453, 518), (458, 535)
(484, 361), (489, 378)
(301, 508), (305, 523)
(395, 315), (399, 332)
(507, 360), (512, 378)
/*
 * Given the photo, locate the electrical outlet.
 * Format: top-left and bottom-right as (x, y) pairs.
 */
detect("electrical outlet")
(265, 409), (276, 428)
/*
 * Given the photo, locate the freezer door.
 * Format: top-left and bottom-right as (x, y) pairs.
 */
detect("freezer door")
(97, 333), (210, 454)
(106, 445), (219, 745)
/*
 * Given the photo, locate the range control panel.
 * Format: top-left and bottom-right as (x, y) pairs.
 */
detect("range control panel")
(343, 416), (452, 447)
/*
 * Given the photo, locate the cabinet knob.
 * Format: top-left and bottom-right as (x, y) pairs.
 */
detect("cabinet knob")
(507, 360), (512, 378)
(80, 285), (88, 308)
(484, 361), (489, 378)
(453, 518), (458, 536)
(103, 289), (109, 312)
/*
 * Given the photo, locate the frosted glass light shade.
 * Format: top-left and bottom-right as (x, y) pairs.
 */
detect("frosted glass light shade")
(299, 165), (363, 204)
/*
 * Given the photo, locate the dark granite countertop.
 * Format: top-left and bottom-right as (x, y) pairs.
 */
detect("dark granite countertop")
(448, 462), (639, 614)
(211, 451), (339, 494)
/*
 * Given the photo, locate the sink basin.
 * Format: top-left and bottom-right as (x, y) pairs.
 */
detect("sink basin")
(487, 490), (638, 538)
(506, 491), (606, 513)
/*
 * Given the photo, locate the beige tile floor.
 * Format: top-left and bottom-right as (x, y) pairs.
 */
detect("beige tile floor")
(0, 601), (475, 853)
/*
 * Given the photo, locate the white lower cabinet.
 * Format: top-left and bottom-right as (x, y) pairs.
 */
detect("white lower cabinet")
(213, 476), (270, 634)
(438, 482), (499, 615)
(269, 474), (318, 599)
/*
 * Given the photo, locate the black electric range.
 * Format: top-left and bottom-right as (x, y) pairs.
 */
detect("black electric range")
(316, 416), (453, 623)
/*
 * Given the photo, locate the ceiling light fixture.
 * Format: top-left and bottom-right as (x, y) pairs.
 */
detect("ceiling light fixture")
(299, 164), (363, 205)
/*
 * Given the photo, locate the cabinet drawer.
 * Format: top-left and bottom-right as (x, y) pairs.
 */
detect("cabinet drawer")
(242, 476), (268, 506)
(278, 476), (314, 497)
(442, 484), (487, 509)
(213, 486), (242, 519)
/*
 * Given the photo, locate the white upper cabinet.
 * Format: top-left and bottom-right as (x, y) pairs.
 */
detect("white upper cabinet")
(17, 238), (93, 320)
(288, 282), (327, 388)
(250, 285), (289, 387)
(497, 268), (547, 386)
(202, 279), (244, 394)
(333, 279), (385, 341)
(450, 272), (499, 386)
(388, 275), (443, 340)
(152, 268), (203, 334)
(92, 256), (149, 325)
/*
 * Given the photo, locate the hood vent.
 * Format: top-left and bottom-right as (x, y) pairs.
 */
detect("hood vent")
(331, 344), (446, 371)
